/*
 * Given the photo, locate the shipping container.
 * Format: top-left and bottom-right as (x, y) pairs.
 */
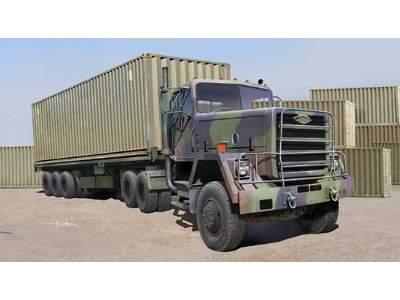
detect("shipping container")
(310, 86), (400, 125)
(32, 53), (231, 164)
(339, 148), (391, 197)
(356, 124), (400, 147)
(282, 100), (355, 147)
(0, 146), (41, 188)
(371, 143), (400, 185)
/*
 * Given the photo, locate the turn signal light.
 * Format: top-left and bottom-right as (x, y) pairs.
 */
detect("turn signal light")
(216, 142), (228, 153)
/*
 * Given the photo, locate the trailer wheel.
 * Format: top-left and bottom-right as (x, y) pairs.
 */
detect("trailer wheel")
(52, 172), (63, 198)
(136, 172), (158, 213)
(60, 171), (77, 199)
(296, 201), (339, 234)
(196, 181), (245, 252)
(42, 172), (54, 196)
(121, 171), (138, 208)
(158, 191), (172, 212)
(71, 171), (89, 198)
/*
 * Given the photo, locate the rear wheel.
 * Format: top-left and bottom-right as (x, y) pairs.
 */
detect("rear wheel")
(61, 171), (77, 199)
(196, 181), (245, 252)
(52, 172), (63, 198)
(121, 171), (138, 208)
(136, 172), (158, 213)
(296, 201), (339, 234)
(42, 172), (54, 196)
(158, 191), (172, 212)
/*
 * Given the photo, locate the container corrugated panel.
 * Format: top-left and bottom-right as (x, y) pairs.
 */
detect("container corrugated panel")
(282, 100), (356, 147)
(32, 53), (231, 163)
(339, 148), (391, 197)
(0, 147), (41, 188)
(310, 86), (400, 125)
(356, 125), (400, 147)
(371, 143), (400, 185)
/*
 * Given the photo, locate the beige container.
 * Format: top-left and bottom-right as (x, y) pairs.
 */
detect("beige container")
(32, 53), (231, 163)
(356, 125), (400, 147)
(310, 86), (400, 125)
(339, 148), (391, 197)
(371, 143), (400, 185)
(282, 100), (356, 148)
(0, 147), (42, 188)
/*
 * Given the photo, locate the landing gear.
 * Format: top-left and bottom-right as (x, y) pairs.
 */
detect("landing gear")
(196, 181), (245, 252)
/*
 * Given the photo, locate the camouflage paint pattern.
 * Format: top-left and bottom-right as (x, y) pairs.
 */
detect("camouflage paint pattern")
(167, 79), (353, 215)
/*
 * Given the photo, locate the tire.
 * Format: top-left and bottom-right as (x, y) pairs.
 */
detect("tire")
(158, 191), (172, 212)
(121, 171), (138, 208)
(196, 181), (245, 252)
(71, 171), (89, 198)
(60, 171), (77, 199)
(296, 201), (339, 234)
(52, 171), (63, 198)
(135, 172), (158, 213)
(42, 172), (54, 196)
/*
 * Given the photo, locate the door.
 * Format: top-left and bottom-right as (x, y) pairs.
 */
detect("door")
(170, 88), (194, 160)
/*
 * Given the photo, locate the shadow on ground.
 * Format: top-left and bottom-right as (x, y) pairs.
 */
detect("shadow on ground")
(36, 189), (339, 249)
(241, 220), (304, 247)
(171, 208), (329, 248)
(172, 209), (340, 248)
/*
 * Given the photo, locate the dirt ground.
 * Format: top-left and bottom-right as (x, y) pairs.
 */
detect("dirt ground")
(0, 187), (399, 261)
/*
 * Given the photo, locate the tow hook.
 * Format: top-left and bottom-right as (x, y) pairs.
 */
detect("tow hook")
(328, 187), (338, 202)
(284, 192), (297, 209)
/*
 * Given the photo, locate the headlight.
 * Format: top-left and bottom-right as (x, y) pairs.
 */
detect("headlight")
(236, 160), (249, 177)
(329, 156), (340, 173)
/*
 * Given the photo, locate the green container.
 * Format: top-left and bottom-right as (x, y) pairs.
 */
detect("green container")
(32, 53), (231, 165)
(310, 86), (400, 125)
(339, 147), (391, 197)
(0, 146), (42, 188)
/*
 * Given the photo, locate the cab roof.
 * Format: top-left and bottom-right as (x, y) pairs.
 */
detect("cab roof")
(190, 78), (270, 90)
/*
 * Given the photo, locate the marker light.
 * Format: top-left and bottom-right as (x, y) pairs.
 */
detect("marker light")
(216, 142), (228, 153)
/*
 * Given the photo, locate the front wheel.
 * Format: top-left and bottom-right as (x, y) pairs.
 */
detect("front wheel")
(196, 181), (245, 252)
(296, 201), (339, 234)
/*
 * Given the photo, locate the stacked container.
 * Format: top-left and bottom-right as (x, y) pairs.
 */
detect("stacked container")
(310, 86), (399, 194)
(0, 146), (42, 188)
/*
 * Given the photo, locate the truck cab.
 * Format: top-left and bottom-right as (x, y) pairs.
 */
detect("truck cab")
(162, 79), (353, 251)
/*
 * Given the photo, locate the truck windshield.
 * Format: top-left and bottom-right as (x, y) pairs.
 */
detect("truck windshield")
(196, 83), (272, 113)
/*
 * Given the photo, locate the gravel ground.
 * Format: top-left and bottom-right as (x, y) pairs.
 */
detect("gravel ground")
(0, 187), (399, 261)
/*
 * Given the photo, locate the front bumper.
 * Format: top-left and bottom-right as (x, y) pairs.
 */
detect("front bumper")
(238, 174), (353, 215)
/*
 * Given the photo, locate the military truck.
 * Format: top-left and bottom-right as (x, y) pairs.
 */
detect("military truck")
(33, 53), (353, 251)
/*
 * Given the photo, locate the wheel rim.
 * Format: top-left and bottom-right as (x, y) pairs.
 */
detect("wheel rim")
(202, 198), (222, 236)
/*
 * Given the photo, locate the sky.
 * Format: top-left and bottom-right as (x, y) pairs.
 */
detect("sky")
(1, 38), (400, 146)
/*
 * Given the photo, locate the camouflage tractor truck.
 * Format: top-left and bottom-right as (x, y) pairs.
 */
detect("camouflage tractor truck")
(33, 53), (353, 251)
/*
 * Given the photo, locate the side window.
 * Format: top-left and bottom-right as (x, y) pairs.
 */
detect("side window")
(182, 90), (193, 116)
